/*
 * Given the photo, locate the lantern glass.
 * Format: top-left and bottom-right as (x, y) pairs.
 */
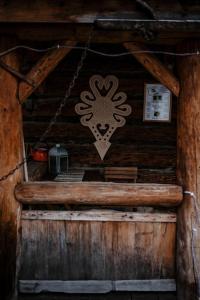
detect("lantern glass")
(48, 144), (69, 177)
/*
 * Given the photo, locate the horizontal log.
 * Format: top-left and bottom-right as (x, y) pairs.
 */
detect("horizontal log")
(23, 96), (177, 119)
(2, 23), (199, 44)
(23, 122), (176, 145)
(96, 19), (200, 32)
(19, 279), (176, 293)
(21, 210), (177, 222)
(15, 182), (183, 207)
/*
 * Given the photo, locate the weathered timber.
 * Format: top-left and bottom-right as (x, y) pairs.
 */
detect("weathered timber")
(0, 59), (35, 86)
(23, 122), (176, 145)
(0, 1), (199, 26)
(20, 219), (176, 280)
(96, 19), (200, 32)
(22, 144), (177, 169)
(137, 168), (176, 184)
(15, 182), (183, 206)
(17, 292), (177, 300)
(0, 38), (23, 299)
(19, 40), (76, 103)
(22, 95), (177, 120)
(19, 279), (176, 293)
(21, 210), (177, 223)
(124, 42), (180, 97)
(27, 161), (47, 181)
(176, 41), (200, 300)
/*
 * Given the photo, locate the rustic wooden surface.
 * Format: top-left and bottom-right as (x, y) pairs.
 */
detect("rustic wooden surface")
(19, 40), (76, 103)
(0, 38), (23, 299)
(176, 42), (200, 300)
(21, 209), (177, 223)
(22, 44), (177, 183)
(18, 291), (177, 300)
(19, 279), (176, 293)
(15, 182), (183, 206)
(124, 43), (180, 97)
(19, 219), (176, 281)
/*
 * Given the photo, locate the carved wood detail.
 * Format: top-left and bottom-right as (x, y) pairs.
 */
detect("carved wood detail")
(75, 75), (132, 159)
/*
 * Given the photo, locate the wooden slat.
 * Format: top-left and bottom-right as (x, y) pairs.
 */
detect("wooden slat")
(19, 40), (76, 103)
(19, 279), (176, 293)
(20, 220), (176, 280)
(124, 42), (180, 97)
(21, 210), (177, 223)
(17, 292), (177, 300)
(15, 182), (183, 207)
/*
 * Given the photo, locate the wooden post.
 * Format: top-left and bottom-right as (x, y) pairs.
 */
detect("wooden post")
(177, 40), (200, 300)
(0, 37), (23, 299)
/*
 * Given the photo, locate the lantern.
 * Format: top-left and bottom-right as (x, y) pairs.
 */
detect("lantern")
(48, 144), (69, 177)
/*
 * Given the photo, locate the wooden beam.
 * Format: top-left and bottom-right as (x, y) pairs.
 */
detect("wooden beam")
(15, 182), (183, 207)
(0, 38), (23, 299)
(21, 210), (177, 223)
(19, 279), (176, 294)
(176, 40), (200, 300)
(18, 40), (76, 103)
(124, 42), (180, 97)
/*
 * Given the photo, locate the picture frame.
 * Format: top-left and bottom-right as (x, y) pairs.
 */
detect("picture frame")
(143, 83), (172, 122)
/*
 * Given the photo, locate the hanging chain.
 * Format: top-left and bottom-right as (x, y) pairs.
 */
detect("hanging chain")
(35, 27), (94, 147)
(0, 25), (94, 182)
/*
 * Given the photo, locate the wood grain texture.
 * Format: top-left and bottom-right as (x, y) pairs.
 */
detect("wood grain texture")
(22, 44), (177, 183)
(20, 219), (176, 281)
(124, 42), (180, 97)
(176, 42), (200, 300)
(21, 210), (177, 223)
(0, 37), (24, 299)
(18, 291), (177, 300)
(19, 279), (176, 293)
(15, 182), (183, 207)
(19, 40), (76, 103)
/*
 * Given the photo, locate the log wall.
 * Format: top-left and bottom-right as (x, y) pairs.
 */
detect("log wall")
(22, 44), (177, 184)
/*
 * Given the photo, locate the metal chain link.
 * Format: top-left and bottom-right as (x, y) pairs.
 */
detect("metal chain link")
(0, 24), (94, 182)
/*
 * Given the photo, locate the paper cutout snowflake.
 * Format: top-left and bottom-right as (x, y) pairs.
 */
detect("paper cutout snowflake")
(75, 75), (132, 160)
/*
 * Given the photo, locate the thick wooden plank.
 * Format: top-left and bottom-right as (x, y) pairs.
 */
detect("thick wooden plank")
(19, 279), (176, 293)
(124, 42), (180, 97)
(18, 292), (177, 300)
(176, 41), (200, 300)
(15, 182), (183, 207)
(116, 279), (176, 292)
(21, 210), (177, 223)
(0, 38), (23, 299)
(19, 40), (76, 103)
(20, 220), (176, 281)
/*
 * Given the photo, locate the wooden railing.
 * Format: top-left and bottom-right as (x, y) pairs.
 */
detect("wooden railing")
(15, 182), (183, 207)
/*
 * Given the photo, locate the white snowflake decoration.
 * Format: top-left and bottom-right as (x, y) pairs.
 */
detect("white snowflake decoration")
(75, 75), (132, 160)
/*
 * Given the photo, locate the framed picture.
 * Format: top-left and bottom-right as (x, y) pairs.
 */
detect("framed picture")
(143, 84), (172, 122)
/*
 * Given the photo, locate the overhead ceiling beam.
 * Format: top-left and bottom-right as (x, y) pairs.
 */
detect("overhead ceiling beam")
(124, 42), (180, 97)
(96, 19), (200, 32)
(18, 40), (76, 103)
